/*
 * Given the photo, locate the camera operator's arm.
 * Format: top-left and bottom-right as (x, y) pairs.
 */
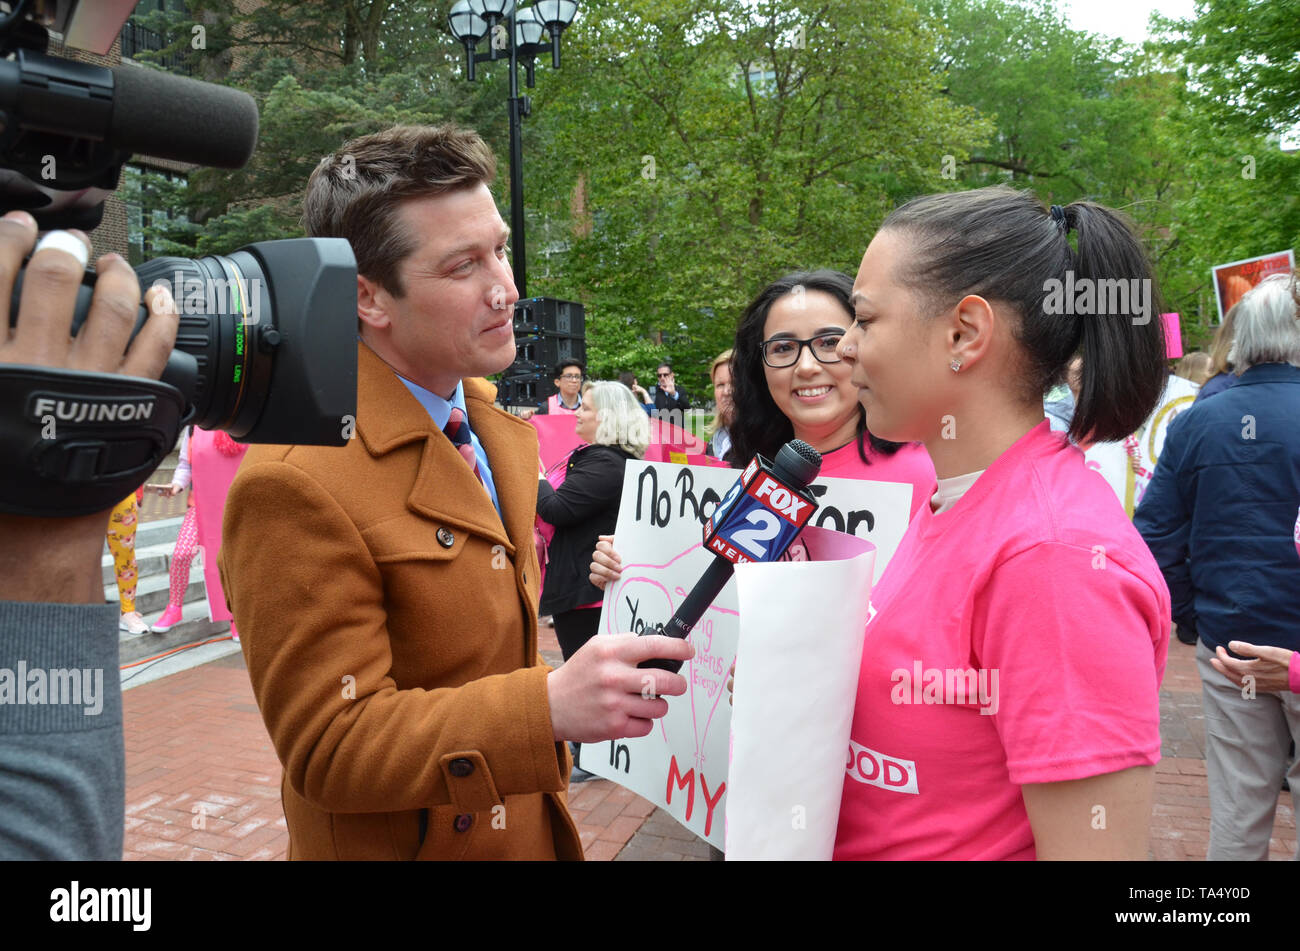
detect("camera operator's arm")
(0, 212), (178, 859)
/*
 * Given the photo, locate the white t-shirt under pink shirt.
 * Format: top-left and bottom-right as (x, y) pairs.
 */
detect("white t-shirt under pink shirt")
(834, 421), (1170, 860)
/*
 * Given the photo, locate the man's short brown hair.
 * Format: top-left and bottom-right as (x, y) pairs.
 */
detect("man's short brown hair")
(303, 124), (497, 297)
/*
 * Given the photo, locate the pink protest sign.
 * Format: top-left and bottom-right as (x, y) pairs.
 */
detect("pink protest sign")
(1162, 312), (1183, 360)
(531, 411), (708, 469)
(646, 416), (707, 454)
(643, 445), (730, 468)
(530, 414), (583, 470)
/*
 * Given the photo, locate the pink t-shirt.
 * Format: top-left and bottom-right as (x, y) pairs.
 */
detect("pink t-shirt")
(833, 421), (1169, 860)
(817, 439), (936, 520)
(547, 393), (580, 416)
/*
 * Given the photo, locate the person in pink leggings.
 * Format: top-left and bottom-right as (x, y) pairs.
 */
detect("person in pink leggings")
(148, 427), (248, 640)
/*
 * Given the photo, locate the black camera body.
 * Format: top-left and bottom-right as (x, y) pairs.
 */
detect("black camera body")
(0, 0), (358, 518)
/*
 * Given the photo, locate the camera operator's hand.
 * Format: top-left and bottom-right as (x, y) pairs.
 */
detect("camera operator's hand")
(0, 213), (178, 605)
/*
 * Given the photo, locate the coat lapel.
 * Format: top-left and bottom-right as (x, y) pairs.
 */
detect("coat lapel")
(465, 376), (539, 557)
(354, 343), (511, 546)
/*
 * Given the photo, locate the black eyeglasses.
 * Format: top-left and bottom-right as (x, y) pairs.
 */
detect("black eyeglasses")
(761, 333), (844, 368)
(559, 374), (584, 381)
(657, 371), (673, 377)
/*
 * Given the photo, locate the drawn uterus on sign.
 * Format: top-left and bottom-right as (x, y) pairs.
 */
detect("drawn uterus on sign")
(605, 543), (738, 771)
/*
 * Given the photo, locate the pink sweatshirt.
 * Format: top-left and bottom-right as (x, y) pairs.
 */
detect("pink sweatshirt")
(834, 421), (1170, 860)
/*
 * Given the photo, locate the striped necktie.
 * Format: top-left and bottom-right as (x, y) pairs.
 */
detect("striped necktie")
(443, 407), (483, 485)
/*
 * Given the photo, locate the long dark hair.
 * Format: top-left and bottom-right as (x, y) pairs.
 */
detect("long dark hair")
(729, 269), (907, 468)
(881, 186), (1166, 443)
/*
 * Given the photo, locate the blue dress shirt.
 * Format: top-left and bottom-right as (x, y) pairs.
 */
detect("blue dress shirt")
(397, 376), (502, 520)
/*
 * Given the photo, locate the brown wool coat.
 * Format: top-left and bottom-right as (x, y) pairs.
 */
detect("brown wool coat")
(219, 343), (582, 860)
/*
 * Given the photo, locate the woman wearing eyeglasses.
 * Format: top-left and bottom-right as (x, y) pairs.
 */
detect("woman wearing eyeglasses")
(729, 270), (935, 517)
(591, 272), (935, 591)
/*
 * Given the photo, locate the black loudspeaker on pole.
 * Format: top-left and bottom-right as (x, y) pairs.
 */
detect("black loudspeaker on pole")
(500, 297), (586, 411)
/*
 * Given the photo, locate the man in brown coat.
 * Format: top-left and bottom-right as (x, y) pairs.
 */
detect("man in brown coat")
(219, 125), (692, 860)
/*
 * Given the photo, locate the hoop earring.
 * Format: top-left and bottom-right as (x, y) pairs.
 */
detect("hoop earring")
(949, 359), (962, 373)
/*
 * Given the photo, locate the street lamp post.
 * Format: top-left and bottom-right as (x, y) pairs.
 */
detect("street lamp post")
(448, 0), (578, 298)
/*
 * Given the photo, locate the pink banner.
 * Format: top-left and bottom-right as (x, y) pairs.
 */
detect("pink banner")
(642, 446), (730, 468)
(530, 412), (709, 471)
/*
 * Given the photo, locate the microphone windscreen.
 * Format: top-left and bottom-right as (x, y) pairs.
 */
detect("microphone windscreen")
(772, 439), (821, 488)
(109, 66), (259, 168)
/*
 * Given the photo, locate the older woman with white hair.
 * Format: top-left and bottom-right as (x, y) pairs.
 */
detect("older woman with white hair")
(537, 381), (649, 782)
(537, 381), (650, 660)
(1136, 271), (1300, 860)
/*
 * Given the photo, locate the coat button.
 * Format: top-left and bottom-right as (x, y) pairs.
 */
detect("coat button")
(454, 814), (473, 833)
(449, 757), (474, 777)
(436, 527), (455, 548)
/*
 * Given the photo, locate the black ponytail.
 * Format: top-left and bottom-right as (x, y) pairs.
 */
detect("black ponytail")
(1062, 202), (1167, 442)
(881, 185), (1167, 444)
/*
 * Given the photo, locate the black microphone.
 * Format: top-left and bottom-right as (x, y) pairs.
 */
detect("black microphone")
(638, 439), (822, 673)
(0, 50), (259, 174)
(109, 65), (260, 169)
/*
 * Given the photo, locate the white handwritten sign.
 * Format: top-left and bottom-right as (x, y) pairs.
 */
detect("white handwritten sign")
(580, 461), (911, 847)
(1084, 374), (1200, 516)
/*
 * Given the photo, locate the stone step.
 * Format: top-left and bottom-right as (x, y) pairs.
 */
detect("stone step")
(105, 561), (207, 619)
(101, 539), (184, 587)
(102, 514), (186, 554)
(118, 599), (232, 667)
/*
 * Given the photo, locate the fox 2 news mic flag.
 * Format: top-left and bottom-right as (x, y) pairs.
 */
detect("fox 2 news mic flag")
(582, 461), (910, 848)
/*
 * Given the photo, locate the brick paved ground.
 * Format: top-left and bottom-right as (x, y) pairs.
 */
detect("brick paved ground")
(122, 653), (287, 860)
(121, 625), (1295, 860)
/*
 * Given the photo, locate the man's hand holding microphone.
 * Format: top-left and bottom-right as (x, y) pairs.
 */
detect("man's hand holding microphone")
(584, 440), (823, 713)
(547, 631), (694, 743)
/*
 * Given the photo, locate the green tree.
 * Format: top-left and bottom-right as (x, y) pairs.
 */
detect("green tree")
(915, 0), (1299, 349)
(129, 0), (508, 254)
(1157, 0), (1300, 135)
(522, 0), (989, 393)
(922, 0), (1151, 197)
(1150, 1), (1300, 340)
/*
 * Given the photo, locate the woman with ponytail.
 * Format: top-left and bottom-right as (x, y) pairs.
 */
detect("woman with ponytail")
(832, 185), (1170, 860)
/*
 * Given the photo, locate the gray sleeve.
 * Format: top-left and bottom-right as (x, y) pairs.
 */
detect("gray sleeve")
(0, 600), (124, 860)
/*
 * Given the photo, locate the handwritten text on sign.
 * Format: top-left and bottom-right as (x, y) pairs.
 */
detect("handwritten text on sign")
(581, 461), (911, 847)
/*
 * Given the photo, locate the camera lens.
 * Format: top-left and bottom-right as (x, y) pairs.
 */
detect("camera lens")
(136, 251), (274, 438)
(10, 237), (356, 447)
